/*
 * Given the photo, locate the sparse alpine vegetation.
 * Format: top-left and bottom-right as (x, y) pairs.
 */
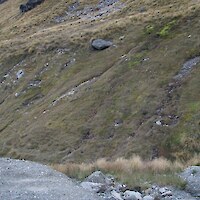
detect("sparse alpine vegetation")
(0, 0), (199, 166)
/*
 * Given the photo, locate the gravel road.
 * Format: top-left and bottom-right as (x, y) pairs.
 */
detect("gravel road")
(0, 158), (102, 200)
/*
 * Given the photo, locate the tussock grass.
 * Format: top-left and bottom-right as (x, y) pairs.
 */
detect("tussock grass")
(51, 155), (200, 189)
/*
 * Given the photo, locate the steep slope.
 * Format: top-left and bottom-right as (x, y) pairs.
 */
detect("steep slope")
(0, 0), (199, 163)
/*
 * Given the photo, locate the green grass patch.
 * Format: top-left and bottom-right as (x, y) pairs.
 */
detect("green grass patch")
(157, 20), (177, 37)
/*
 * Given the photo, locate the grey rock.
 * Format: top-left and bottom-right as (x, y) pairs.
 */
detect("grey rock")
(16, 69), (24, 79)
(20, 0), (44, 13)
(0, 158), (102, 200)
(123, 190), (142, 200)
(159, 187), (167, 194)
(142, 196), (154, 200)
(91, 39), (113, 50)
(85, 170), (113, 185)
(180, 166), (200, 197)
(81, 181), (106, 193)
(161, 190), (172, 197)
(138, 6), (147, 13)
(114, 119), (123, 127)
(111, 190), (123, 200)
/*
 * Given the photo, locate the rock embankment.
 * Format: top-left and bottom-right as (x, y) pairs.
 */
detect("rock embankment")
(80, 170), (200, 200)
(0, 158), (102, 200)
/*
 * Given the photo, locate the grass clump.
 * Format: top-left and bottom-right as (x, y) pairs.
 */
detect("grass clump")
(157, 20), (177, 37)
(144, 25), (155, 34)
(51, 155), (200, 189)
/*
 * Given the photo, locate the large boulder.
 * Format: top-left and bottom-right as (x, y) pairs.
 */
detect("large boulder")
(20, 0), (44, 12)
(91, 39), (113, 50)
(180, 166), (200, 198)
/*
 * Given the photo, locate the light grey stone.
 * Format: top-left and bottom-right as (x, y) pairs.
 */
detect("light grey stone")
(85, 170), (113, 185)
(123, 190), (142, 200)
(81, 181), (104, 193)
(142, 196), (154, 200)
(16, 69), (24, 79)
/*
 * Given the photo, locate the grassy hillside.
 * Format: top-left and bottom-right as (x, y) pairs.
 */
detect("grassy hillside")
(0, 0), (199, 164)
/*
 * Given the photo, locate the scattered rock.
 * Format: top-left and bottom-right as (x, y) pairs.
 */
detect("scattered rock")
(123, 190), (142, 200)
(161, 190), (172, 197)
(52, 77), (97, 106)
(142, 195), (154, 200)
(114, 119), (123, 127)
(173, 57), (200, 81)
(20, 0), (45, 13)
(81, 170), (200, 200)
(54, 0), (124, 23)
(91, 39), (113, 50)
(155, 120), (162, 126)
(159, 187), (167, 194)
(138, 6), (147, 13)
(16, 69), (24, 79)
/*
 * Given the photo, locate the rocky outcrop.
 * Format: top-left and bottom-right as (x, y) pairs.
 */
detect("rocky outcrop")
(20, 0), (44, 13)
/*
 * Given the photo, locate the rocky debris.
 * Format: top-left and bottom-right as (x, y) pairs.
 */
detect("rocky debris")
(54, 0), (124, 23)
(0, 60), (28, 93)
(28, 79), (41, 87)
(154, 56), (200, 128)
(0, 158), (102, 200)
(60, 58), (76, 71)
(14, 79), (41, 98)
(91, 39), (113, 50)
(56, 48), (71, 55)
(22, 93), (44, 107)
(52, 77), (97, 106)
(81, 171), (200, 200)
(20, 0), (44, 13)
(173, 57), (200, 81)
(180, 166), (200, 198)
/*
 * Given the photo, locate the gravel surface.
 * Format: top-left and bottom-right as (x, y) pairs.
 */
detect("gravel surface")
(0, 158), (102, 200)
(180, 166), (200, 198)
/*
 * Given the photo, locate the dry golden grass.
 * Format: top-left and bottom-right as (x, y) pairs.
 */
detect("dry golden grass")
(51, 155), (199, 188)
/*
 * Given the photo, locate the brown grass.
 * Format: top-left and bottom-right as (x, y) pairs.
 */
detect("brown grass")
(51, 155), (200, 188)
